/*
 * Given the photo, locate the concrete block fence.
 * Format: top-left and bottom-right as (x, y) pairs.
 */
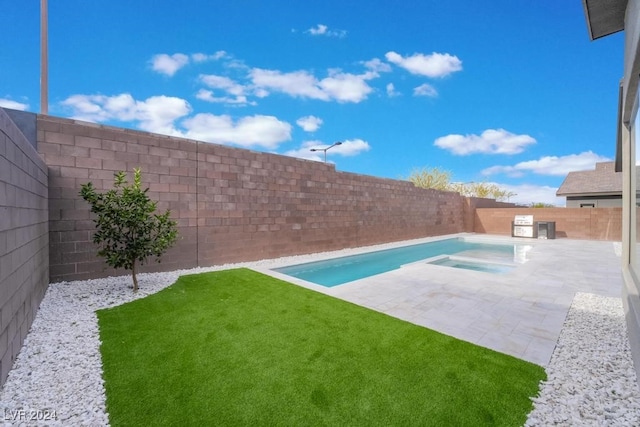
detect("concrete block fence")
(37, 115), (473, 283)
(0, 109), (49, 385)
(474, 207), (623, 241)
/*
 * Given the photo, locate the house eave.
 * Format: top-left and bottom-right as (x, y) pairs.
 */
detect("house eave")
(559, 192), (622, 198)
(582, 0), (627, 40)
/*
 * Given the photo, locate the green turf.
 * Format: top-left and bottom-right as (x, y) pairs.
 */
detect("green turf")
(97, 268), (545, 426)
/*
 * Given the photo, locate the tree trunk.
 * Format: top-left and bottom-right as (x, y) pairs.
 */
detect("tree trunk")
(132, 260), (139, 292)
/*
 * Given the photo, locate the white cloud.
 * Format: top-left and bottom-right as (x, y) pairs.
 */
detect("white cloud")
(308, 24), (328, 35)
(284, 140), (326, 161)
(254, 87), (269, 98)
(143, 53), (394, 106)
(481, 151), (611, 177)
(500, 183), (564, 206)
(195, 89), (254, 106)
(284, 138), (370, 162)
(385, 51), (462, 78)
(61, 93), (191, 136)
(332, 138), (371, 156)
(0, 98), (29, 111)
(250, 67), (376, 103)
(62, 93), (132, 122)
(413, 83), (438, 97)
(306, 24), (347, 38)
(250, 68), (328, 100)
(182, 113), (291, 149)
(197, 74), (255, 105)
(200, 74), (246, 96)
(319, 70), (374, 103)
(151, 51), (230, 76)
(191, 51), (227, 62)
(191, 53), (208, 63)
(137, 96), (192, 135)
(101, 93), (139, 121)
(296, 115), (323, 132)
(363, 58), (392, 73)
(60, 92), (294, 149)
(386, 83), (400, 97)
(434, 129), (536, 155)
(150, 53), (190, 76)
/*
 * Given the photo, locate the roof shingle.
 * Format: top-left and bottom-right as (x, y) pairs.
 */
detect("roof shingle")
(556, 161), (626, 196)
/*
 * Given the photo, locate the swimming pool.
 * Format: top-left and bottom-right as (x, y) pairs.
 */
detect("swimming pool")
(273, 237), (531, 287)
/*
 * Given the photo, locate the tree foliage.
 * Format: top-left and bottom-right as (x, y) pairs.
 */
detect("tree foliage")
(80, 168), (178, 291)
(407, 167), (452, 191)
(529, 202), (556, 208)
(407, 167), (516, 202)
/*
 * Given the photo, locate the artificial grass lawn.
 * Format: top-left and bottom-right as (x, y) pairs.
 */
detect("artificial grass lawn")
(98, 268), (545, 426)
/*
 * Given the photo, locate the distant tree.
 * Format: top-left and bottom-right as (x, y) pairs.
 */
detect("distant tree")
(407, 168), (516, 202)
(529, 202), (556, 208)
(470, 184), (517, 202)
(501, 190), (518, 202)
(448, 182), (469, 196)
(466, 182), (493, 199)
(80, 168), (178, 291)
(407, 167), (452, 191)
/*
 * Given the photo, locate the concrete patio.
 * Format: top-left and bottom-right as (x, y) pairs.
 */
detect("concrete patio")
(261, 234), (623, 366)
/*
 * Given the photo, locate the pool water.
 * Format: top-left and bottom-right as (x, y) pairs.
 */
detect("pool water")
(273, 238), (529, 287)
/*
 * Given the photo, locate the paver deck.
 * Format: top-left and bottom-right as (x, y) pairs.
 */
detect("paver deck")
(258, 234), (622, 366)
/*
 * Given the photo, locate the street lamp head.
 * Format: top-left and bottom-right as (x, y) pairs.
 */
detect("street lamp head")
(310, 141), (342, 162)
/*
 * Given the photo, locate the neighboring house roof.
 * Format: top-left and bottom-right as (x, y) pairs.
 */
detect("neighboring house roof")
(582, 0), (628, 40)
(556, 161), (623, 197)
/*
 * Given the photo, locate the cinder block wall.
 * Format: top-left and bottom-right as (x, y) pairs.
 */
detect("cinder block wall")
(0, 109), (49, 385)
(38, 115), (470, 283)
(463, 198), (522, 233)
(474, 207), (622, 240)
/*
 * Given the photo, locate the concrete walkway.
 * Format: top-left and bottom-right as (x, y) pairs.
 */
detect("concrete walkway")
(260, 234), (622, 366)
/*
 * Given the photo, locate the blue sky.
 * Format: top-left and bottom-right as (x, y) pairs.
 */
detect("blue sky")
(0, 1), (624, 205)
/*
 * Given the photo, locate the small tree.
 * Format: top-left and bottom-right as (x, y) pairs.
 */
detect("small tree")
(80, 168), (178, 291)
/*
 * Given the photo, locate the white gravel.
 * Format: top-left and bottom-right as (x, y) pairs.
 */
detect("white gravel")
(0, 252), (639, 426)
(526, 292), (640, 426)
(0, 250), (358, 427)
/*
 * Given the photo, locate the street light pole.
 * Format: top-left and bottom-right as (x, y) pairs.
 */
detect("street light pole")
(310, 141), (342, 162)
(41, 0), (48, 114)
